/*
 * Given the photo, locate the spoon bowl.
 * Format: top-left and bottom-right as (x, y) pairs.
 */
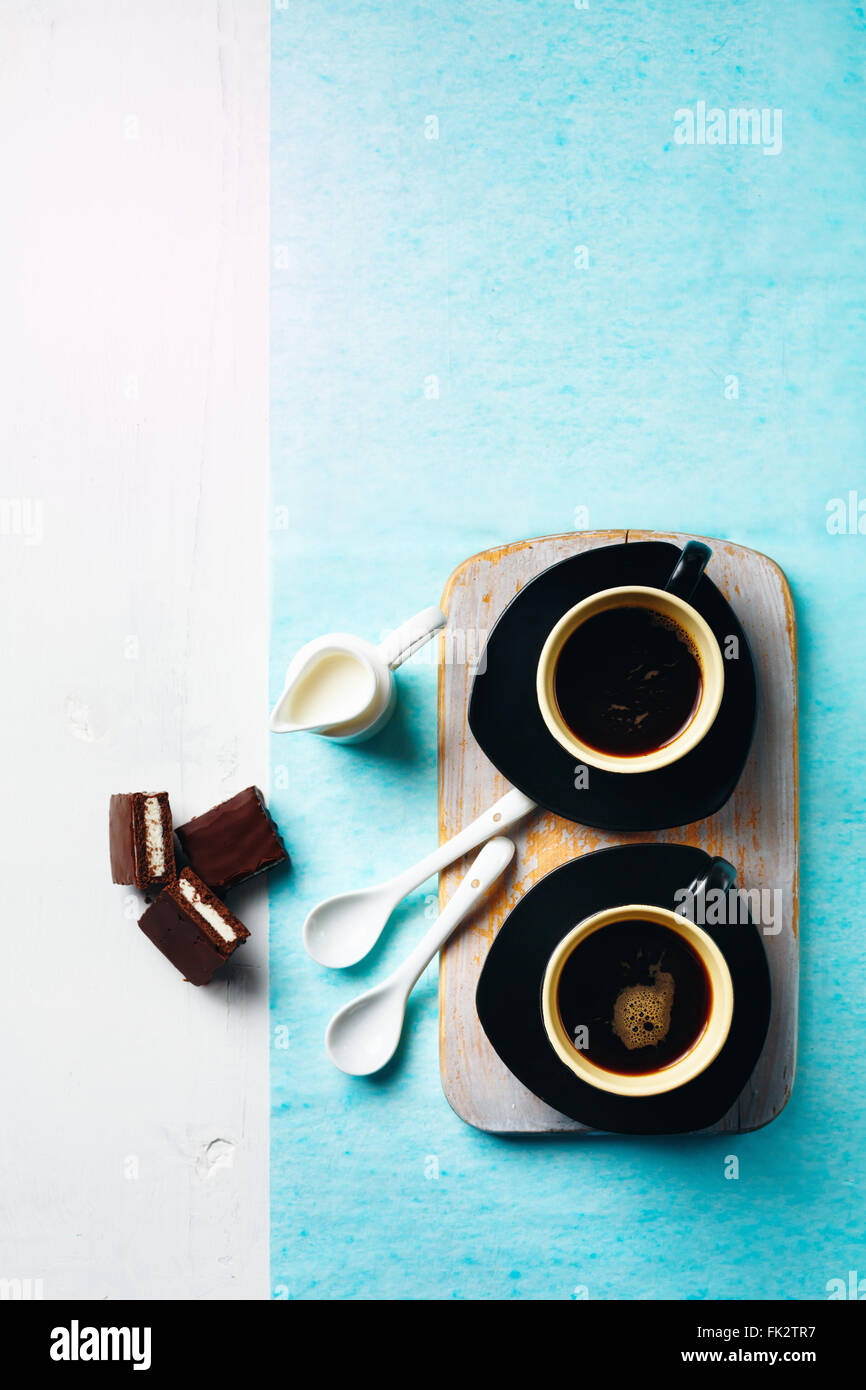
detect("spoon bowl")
(326, 982), (407, 1076)
(325, 837), (516, 1076)
(302, 786), (535, 968)
(303, 885), (393, 969)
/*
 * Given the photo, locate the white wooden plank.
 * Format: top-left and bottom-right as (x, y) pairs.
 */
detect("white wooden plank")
(0, 0), (270, 1296)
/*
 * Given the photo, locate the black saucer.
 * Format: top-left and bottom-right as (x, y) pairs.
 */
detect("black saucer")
(476, 844), (771, 1135)
(468, 540), (757, 830)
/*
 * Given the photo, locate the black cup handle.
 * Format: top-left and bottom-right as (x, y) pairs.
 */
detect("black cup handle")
(664, 540), (712, 601)
(684, 855), (737, 905)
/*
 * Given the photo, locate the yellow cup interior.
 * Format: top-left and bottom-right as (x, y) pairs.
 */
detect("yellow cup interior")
(540, 903), (734, 1098)
(536, 586), (724, 774)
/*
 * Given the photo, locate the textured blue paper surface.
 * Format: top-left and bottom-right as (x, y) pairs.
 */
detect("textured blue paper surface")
(270, 2), (866, 1299)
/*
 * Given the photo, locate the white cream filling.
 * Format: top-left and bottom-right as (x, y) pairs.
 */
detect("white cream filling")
(178, 876), (236, 944)
(143, 796), (166, 876)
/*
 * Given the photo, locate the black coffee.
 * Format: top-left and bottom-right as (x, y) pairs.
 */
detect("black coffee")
(556, 919), (710, 1075)
(553, 606), (702, 757)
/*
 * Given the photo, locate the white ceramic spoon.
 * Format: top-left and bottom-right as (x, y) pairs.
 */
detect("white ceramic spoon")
(325, 837), (516, 1075)
(303, 786), (535, 967)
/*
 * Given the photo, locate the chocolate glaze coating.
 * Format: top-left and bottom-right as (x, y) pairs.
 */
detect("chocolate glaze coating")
(175, 786), (288, 895)
(138, 893), (227, 986)
(109, 791), (175, 891)
(138, 872), (249, 985)
(109, 794), (138, 885)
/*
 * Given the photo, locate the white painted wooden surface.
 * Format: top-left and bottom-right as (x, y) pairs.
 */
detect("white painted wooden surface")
(438, 531), (798, 1134)
(0, 1), (270, 1297)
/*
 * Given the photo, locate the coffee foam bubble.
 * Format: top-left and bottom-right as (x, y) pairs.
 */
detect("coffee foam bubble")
(612, 964), (675, 1051)
(647, 608), (703, 673)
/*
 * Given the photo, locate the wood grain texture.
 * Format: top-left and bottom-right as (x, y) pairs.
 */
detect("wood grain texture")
(438, 531), (798, 1135)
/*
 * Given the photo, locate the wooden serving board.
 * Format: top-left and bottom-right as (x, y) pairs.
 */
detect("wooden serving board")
(437, 530), (798, 1134)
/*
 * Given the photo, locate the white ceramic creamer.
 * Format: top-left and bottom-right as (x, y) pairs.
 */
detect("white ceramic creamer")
(269, 606), (446, 743)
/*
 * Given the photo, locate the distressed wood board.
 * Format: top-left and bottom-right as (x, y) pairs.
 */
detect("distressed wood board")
(437, 530), (799, 1135)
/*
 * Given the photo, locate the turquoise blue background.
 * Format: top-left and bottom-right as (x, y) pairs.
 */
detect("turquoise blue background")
(270, 2), (866, 1299)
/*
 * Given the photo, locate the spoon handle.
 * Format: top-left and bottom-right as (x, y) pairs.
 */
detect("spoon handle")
(393, 838), (516, 993)
(388, 787), (535, 902)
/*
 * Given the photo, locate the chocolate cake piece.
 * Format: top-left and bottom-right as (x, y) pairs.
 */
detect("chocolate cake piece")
(175, 786), (289, 896)
(138, 868), (250, 985)
(109, 791), (176, 891)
